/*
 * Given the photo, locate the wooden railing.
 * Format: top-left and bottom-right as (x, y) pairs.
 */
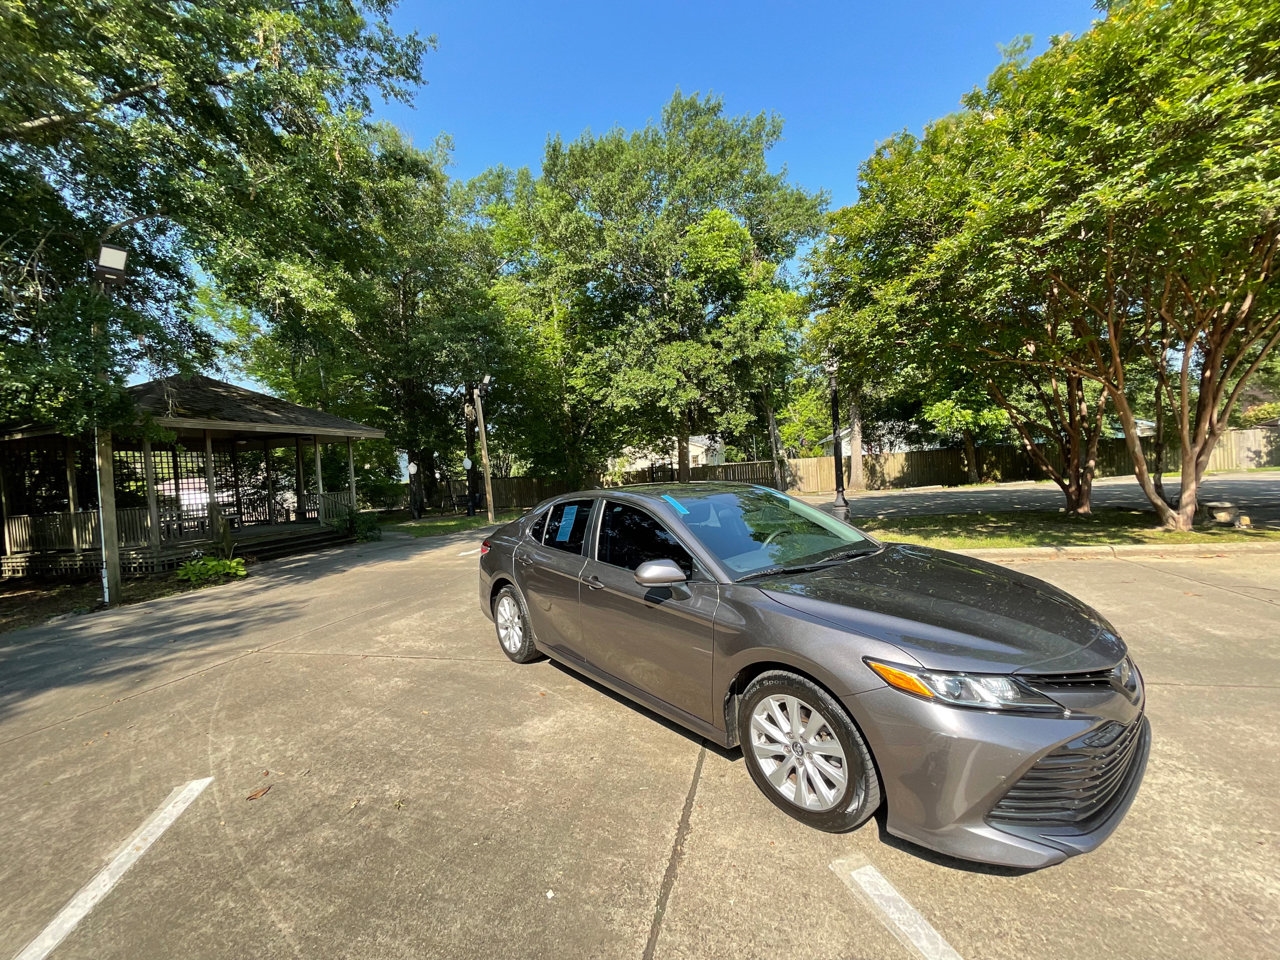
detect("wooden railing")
(4, 512), (99, 553)
(319, 492), (353, 529)
(4, 505), (218, 554)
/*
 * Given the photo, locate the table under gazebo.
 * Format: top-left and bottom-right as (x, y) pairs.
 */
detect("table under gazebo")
(0, 375), (385, 577)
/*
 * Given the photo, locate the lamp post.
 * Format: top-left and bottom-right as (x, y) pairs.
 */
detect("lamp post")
(93, 243), (128, 605)
(826, 359), (848, 513)
(473, 375), (496, 524)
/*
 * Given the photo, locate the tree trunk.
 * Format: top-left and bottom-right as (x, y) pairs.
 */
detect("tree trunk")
(962, 428), (980, 485)
(677, 420), (690, 484)
(847, 396), (864, 491)
(765, 401), (784, 491)
(1150, 367), (1174, 508)
(422, 448), (438, 514)
(407, 450), (424, 519)
(1108, 386), (1180, 528)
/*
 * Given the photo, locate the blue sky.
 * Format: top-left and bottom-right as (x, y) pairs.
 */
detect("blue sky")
(377, 1), (1099, 209)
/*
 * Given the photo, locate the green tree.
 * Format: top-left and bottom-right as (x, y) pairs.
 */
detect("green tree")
(1, 0), (429, 432)
(492, 92), (825, 484)
(955, 0), (1280, 528)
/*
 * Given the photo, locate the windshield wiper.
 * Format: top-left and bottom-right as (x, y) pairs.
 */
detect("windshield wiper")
(736, 562), (829, 582)
(735, 545), (881, 583)
(814, 545), (881, 564)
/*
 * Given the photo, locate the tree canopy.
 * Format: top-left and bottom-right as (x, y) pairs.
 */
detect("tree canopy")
(808, 0), (1280, 526)
(1, 0), (430, 431)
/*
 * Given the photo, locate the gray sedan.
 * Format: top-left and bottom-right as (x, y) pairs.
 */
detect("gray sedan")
(478, 482), (1148, 868)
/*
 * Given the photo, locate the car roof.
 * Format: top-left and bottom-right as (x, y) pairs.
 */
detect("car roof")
(549, 482), (768, 505)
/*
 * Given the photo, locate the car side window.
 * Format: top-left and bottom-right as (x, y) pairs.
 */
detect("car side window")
(529, 509), (548, 542)
(542, 499), (594, 554)
(598, 502), (694, 578)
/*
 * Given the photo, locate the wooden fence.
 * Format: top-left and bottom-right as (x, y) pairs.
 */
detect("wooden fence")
(613, 427), (1280, 494)
(436, 476), (593, 511)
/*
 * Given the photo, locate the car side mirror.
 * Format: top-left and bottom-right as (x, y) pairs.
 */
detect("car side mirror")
(634, 559), (686, 587)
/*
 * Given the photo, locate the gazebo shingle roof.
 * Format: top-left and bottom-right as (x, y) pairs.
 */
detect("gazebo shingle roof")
(129, 375), (385, 440)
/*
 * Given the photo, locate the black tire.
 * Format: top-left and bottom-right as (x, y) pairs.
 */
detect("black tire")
(738, 670), (881, 832)
(492, 584), (541, 664)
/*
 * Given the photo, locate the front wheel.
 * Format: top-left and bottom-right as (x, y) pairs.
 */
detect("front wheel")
(738, 671), (881, 832)
(493, 585), (540, 663)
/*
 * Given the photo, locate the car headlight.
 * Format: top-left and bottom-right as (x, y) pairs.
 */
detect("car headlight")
(865, 659), (1064, 715)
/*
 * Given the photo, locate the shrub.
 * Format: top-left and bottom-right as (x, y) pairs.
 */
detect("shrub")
(350, 511), (383, 541)
(175, 556), (248, 584)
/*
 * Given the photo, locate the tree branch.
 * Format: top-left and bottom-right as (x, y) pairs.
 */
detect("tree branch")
(0, 81), (162, 142)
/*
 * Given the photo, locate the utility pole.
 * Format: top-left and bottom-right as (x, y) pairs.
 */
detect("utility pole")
(827, 359), (848, 514)
(474, 376), (496, 524)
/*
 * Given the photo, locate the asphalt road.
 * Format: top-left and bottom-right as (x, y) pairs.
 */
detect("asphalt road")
(1, 533), (1277, 959)
(805, 470), (1280, 526)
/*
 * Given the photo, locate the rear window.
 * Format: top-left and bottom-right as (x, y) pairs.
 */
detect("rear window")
(543, 499), (594, 554)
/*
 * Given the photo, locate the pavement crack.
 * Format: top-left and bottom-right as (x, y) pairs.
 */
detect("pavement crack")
(643, 743), (705, 960)
(1118, 556), (1279, 606)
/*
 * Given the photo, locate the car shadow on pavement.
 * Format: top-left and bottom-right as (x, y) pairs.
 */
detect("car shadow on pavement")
(870, 807), (1037, 876)
(544, 659), (741, 763)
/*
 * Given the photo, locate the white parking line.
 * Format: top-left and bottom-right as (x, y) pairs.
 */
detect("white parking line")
(457, 547), (482, 557)
(14, 777), (214, 960)
(830, 857), (964, 960)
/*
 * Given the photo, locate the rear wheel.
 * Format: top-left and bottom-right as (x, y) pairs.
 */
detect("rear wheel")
(493, 585), (540, 663)
(738, 671), (880, 832)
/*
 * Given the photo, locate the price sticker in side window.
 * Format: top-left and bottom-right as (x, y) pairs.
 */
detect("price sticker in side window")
(556, 505), (577, 542)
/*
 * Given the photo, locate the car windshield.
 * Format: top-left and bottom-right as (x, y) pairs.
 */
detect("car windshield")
(667, 487), (877, 579)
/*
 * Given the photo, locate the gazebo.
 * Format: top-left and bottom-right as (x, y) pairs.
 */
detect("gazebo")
(0, 375), (385, 579)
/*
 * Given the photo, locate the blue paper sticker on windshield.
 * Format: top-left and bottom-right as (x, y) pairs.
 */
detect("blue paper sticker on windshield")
(556, 505), (577, 541)
(661, 494), (690, 515)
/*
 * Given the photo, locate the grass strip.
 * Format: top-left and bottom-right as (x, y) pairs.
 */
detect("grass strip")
(385, 509), (524, 538)
(852, 509), (1280, 550)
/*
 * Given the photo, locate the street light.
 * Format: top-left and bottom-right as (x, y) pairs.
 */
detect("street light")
(93, 243), (127, 605)
(95, 243), (128, 284)
(826, 359), (848, 513)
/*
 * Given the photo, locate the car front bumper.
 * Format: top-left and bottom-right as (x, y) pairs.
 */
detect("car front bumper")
(844, 686), (1149, 869)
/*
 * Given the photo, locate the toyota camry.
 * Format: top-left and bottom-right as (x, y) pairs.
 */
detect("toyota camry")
(477, 482), (1149, 868)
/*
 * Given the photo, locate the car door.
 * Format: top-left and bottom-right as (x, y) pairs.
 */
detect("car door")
(514, 498), (595, 657)
(576, 500), (719, 724)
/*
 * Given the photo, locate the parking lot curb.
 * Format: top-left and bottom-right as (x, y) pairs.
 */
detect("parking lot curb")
(957, 541), (1280, 562)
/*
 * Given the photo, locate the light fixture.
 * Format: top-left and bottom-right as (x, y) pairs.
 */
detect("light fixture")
(95, 244), (128, 283)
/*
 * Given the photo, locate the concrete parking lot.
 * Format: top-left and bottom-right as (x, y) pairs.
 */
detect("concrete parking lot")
(0, 533), (1276, 959)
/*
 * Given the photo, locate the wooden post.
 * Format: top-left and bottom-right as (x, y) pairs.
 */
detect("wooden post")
(65, 437), (81, 553)
(473, 387), (495, 523)
(96, 428), (122, 604)
(264, 440), (276, 525)
(0, 453), (9, 558)
(204, 430), (217, 533)
(295, 437), (305, 520)
(230, 441), (243, 524)
(346, 438), (357, 513)
(143, 439), (161, 557)
(314, 437), (325, 525)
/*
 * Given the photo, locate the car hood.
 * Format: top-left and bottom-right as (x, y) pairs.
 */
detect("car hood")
(758, 543), (1126, 674)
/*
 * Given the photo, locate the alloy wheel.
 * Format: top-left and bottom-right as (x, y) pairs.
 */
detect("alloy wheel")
(495, 594), (523, 653)
(748, 694), (849, 812)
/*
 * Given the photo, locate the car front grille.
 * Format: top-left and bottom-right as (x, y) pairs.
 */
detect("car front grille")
(988, 715), (1148, 826)
(1022, 668), (1114, 690)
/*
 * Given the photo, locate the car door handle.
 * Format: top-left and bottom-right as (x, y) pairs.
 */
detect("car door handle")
(582, 575), (605, 590)
(516, 555), (533, 566)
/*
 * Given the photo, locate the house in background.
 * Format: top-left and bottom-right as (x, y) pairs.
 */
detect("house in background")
(611, 435), (726, 474)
